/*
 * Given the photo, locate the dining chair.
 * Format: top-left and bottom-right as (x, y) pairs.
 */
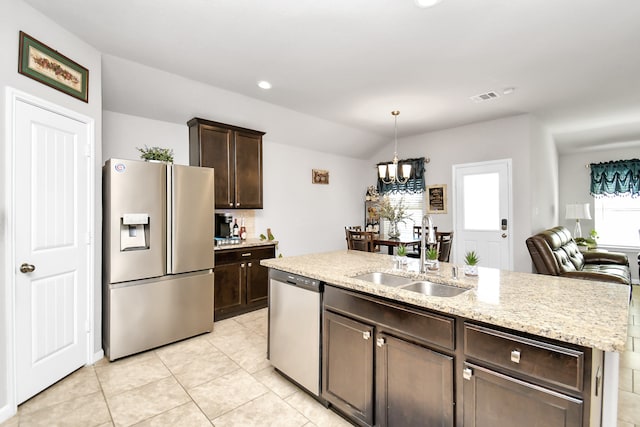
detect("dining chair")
(407, 225), (438, 258)
(436, 231), (454, 262)
(345, 225), (362, 246)
(346, 229), (375, 252)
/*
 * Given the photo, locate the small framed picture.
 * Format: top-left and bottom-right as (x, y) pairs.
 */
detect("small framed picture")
(427, 184), (447, 214)
(312, 169), (329, 184)
(18, 31), (89, 102)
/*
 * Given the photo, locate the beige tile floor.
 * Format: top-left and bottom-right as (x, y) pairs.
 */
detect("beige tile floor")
(2, 285), (639, 426)
(2, 309), (350, 427)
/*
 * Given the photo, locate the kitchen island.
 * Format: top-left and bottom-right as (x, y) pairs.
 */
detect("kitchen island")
(262, 250), (630, 427)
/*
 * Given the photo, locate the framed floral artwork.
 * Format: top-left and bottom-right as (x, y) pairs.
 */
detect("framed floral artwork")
(18, 31), (89, 102)
(312, 169), (329, 184)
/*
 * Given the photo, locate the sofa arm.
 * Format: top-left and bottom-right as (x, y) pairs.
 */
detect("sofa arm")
(582, 250), (629, 266)
(561, 271), (630, 285)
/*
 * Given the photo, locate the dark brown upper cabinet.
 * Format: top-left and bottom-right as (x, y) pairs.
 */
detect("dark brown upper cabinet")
(188, 118), (265, 209)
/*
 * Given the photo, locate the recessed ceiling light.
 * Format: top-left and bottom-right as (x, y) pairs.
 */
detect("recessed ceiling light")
(257, 80), (272, 90)
(414, 0), (442, 8)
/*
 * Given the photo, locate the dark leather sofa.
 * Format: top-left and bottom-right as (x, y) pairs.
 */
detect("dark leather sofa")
(526, 226), (631, 285)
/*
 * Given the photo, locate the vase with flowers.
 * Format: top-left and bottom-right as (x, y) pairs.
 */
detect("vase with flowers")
(379, 195), (411, 238)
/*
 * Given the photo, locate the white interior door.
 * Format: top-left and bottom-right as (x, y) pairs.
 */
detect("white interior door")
(453, 159), (512, 270)
(14, 98), (90, 404)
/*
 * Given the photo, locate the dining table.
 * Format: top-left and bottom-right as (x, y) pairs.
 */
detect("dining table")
(373, 234), (422, 255)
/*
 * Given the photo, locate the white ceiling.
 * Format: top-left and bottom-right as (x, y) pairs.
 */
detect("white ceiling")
(25, 0), (640, 154)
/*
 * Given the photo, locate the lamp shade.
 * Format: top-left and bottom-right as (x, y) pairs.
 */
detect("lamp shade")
(565, 203), (592, 220)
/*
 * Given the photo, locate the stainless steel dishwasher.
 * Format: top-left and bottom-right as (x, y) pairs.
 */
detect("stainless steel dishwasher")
(268, 269), (323, 398)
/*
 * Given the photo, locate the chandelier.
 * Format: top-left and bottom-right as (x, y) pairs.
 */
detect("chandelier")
(378, 111), (411, 184)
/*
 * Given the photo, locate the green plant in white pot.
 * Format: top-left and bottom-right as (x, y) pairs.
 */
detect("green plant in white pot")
(395, 244), (408, 269)
(464, 251), (479, 276)
(137, 145), (174, 163)
(426, 246), (439, 270)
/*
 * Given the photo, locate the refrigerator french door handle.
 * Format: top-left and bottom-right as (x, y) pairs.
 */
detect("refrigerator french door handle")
(166, 164), (173, 274)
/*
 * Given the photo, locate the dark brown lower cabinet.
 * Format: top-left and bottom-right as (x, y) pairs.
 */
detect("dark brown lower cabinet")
(323, 310), (375, 426)
(214, 245), (274, 320)
(322, 306), (455, 427)
(462, 362), (583, 427)
(376, 333), (454, 427)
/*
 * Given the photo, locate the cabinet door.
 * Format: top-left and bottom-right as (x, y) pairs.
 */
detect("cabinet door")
(234, 131), (262, 209)
(462, 363), (583, 427)
(213, 262), (245, 321)
(246, 253), (272, 307)
(376, 333), (454, 427)
(200, 125), (234, 209)
(323, 311), (375, 426)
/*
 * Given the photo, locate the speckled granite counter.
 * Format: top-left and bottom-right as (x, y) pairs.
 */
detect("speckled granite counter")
(261, 250), (630, 352)
(214, 238), (277, 251)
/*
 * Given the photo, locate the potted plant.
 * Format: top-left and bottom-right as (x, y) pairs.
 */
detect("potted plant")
(574, 229), (598, 251)
(136, 145), (174, 163)
(396, 244), (407, 257)
(426, 246), (439, 270)
(464, 251), (479, 276)
(379, 195), (411, 238)
(395, 244), (408, 269)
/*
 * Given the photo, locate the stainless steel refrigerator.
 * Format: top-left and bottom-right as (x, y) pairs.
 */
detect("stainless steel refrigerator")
(102, 158), (214, 361)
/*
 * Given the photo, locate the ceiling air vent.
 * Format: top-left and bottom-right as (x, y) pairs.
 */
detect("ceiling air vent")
(470, 91), (500, 103)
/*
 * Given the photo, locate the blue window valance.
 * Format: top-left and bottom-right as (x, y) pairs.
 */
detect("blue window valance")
(590, 158), (640, 197)
(376, 157), (426, 195)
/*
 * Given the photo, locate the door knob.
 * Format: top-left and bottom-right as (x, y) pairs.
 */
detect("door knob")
(502, 233), (507, 238)
(20, 263), (36, 273)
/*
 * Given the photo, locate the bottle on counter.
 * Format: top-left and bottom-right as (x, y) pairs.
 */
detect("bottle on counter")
(232, 218), (239, 237)
(240, 217), (247, 240)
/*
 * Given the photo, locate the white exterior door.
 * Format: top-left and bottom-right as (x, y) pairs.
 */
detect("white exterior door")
(453, 159), (512, 270)
(14, 98), (90, 404)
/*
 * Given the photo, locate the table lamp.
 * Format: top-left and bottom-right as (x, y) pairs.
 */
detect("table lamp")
(565, 203), (591, 238)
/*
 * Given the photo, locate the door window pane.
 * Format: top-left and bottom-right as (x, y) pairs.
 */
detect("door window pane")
(464, 173), (499, 230)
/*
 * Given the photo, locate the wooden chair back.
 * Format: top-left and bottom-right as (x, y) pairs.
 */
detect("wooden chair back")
(436, 231), (454, 262)
(346, 229), (375, 252)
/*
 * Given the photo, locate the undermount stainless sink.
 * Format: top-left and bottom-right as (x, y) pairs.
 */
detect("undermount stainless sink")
(399, 281), (468, 297)
(353, 272), (467, 297)
(352, 272), (414, 287)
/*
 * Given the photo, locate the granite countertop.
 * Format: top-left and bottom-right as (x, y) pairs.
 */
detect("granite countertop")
(214, 238), (278, 251)
(261, 250), (630, 352)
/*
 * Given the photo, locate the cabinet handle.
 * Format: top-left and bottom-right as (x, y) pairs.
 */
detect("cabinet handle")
(376, 337), (386, 347)
(362, 331), (371, 340)
(241, 263), (245, 268)
(248, 262), (252, 267)
(510, 349), (521, 364)
(236, 202), (240, 207)
(229, 203), (233, 207)
(463, 367), (473, 381)
(241, 253), (252, 257)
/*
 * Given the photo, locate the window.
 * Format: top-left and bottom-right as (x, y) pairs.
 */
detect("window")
(380, 192), (423, 237)
(594, 194), (640, 248)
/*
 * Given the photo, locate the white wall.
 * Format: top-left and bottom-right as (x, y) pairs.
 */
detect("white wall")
(529, 120), (559, 233)
(256, 141), (371, 256)
(103, 111), (189, 165)
(0, 0), (103, 421)
(369, 114), (541, 273)
(559, 145), (640, 283)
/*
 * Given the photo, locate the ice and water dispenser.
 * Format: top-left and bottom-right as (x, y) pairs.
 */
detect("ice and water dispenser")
(120, 213), (150, 251)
